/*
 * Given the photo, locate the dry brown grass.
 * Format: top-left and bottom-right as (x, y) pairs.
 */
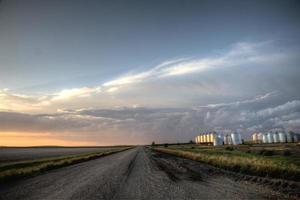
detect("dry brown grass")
(154, 147), (300, 181)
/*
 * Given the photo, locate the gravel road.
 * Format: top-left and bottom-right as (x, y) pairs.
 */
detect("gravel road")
(0, 147), (290, 200)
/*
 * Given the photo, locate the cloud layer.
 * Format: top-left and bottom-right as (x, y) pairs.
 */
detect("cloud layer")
(1, 41), (300, 145)
(1, 91), (300, 145)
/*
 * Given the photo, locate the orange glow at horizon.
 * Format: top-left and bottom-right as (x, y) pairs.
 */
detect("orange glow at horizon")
(0, 132), (97, 147)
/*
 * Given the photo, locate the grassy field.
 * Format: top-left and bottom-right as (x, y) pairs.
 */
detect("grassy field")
(153, 143), (300, 181)
(0, 146), (132, 183)
(0, 146), (132, 162)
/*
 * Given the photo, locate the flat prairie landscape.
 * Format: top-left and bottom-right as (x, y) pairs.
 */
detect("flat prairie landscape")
(0, 146), (299, 200)
(0, 146), (127, 162)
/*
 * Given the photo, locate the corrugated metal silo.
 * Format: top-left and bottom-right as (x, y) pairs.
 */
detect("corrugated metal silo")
(223, 135), (228, 145)
(231, 132), (241, 145)
(278, 132), (286, 143)
(257, 132), (263, 143)
(267, 132), (274, 143)
(252, 133), (257, 143)
(210, 132), (216, 143)
(228, 134), (233, 145)
(213, 134), (223, 146)
(286, 132), (293, 143)
(273, 132), (279, 143)
(262, 134), (268, 143)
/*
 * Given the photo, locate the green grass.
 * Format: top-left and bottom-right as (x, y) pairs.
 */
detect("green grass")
(153, 144), (300, 181)
(0, 147), (132, 183)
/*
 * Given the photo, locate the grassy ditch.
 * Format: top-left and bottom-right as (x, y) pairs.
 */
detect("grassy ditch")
(153, 145), (300, 181)
(0, 147), (132, 183)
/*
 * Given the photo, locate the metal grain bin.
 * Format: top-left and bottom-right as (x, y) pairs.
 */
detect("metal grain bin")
(210, 132), (216, 143)
(213, 134), (223, 146)
(252, 133), (258, 143)
(219, 134), (224, 145)
(273, 132), (279, 143)
(286, 132), (293, 143)
(262, 134), (268, 143)
(231, 132), (241, 145)
(224, 135), (231, 145)
(227, 135), (233, 145)
(257, 132), (263, 143)
(231, 132), (237, 145)
(223, 135), (228, 145)
(237, 133), (242, 144)
(278, 132), (286, 143)
(267, 132), (274, 143)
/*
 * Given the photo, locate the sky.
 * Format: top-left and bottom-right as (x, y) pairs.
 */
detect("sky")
(0, 0), (300, 146)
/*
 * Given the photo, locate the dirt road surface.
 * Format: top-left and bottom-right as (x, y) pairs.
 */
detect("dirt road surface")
(0, 147), (293, 200)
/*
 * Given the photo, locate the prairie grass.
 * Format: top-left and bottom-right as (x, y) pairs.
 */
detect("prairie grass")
(0, 147), (131, 182)
(154, 146), (300, 181)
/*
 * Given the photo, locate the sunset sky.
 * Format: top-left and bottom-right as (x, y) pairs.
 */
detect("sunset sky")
(1, 0), (300, 146)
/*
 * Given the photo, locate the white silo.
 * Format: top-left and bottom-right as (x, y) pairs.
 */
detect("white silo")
(224, 134), (232, 145)
(237, 132), (242, 144)
(228, 134), (233, 145)
(286, 132), (293, 143)
(231, 132), (236, 145)
(211, 132), (217, 143)
(223, 135), (228, 145)
(278, 132), (286, 143)
(273, 132), (279, 143)
(257, 132), (263, 143)
(213, 134), (223, 146)
(231, 132), (241, 145)
(262, 133), (268, 143)
(267, 132), (274, 143)
(252, 133), (258, 143)
(219, 134), (224, 145)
